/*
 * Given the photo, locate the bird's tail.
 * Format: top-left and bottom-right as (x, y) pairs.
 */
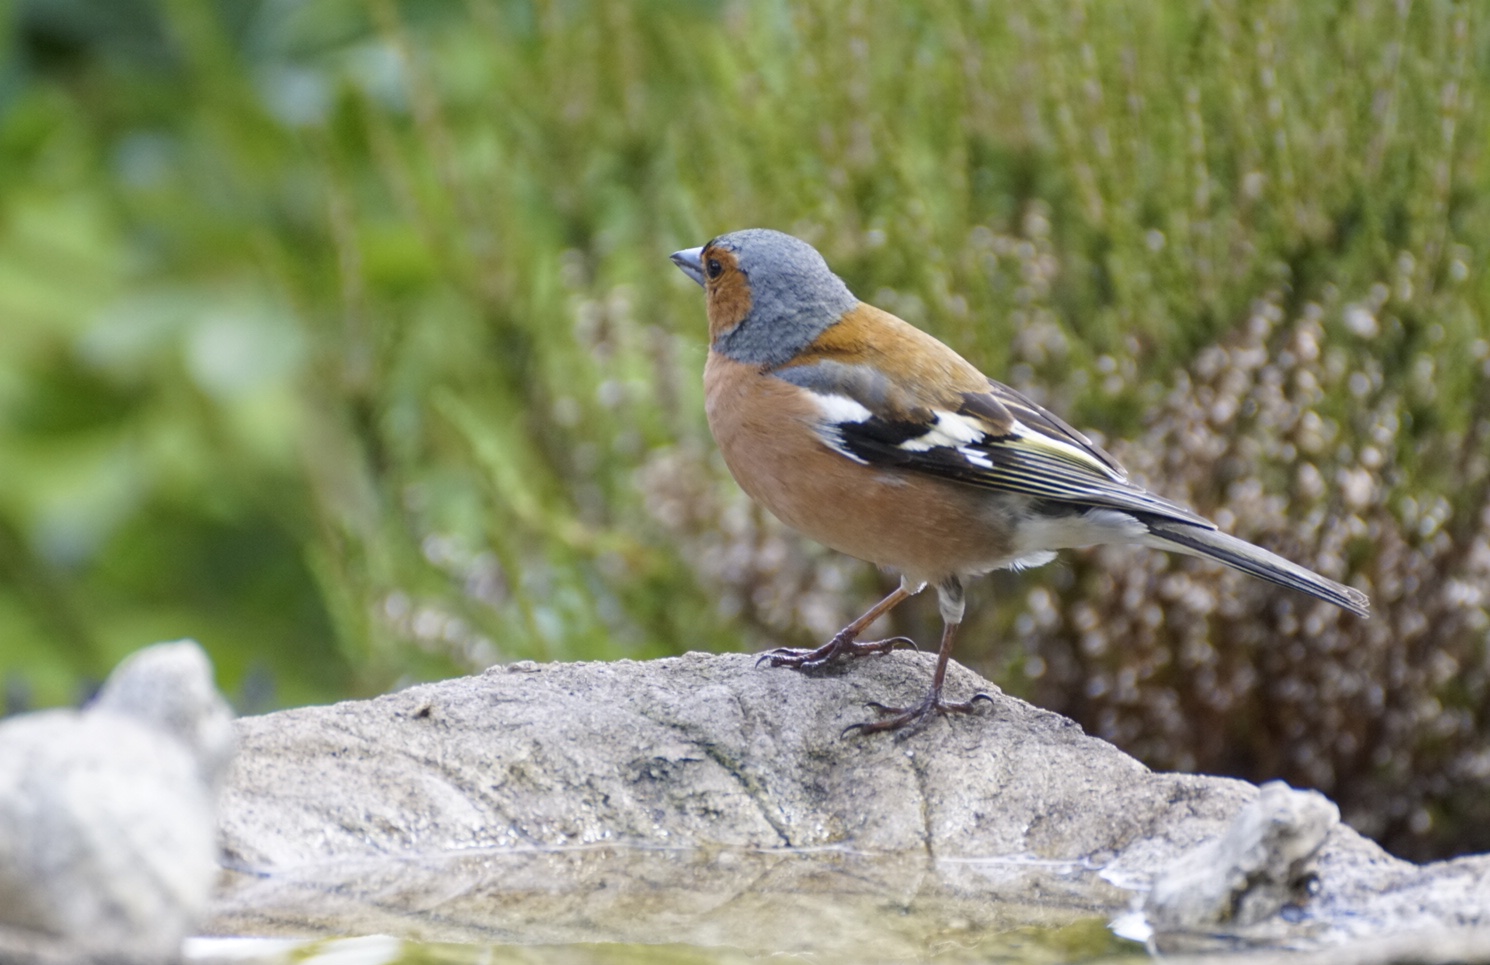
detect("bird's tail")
(1142, 520), (1370, 618)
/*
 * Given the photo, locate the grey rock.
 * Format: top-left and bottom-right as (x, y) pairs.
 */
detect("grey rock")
(208, 651), (1490, 960)
(94, 640), (238, 793)
(1145, 780), (1339, 940)
(0, 641), (235, 964)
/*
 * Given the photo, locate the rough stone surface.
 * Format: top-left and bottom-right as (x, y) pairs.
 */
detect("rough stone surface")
(209, 651), (1490, 960)
(1146, 781), (1339, 937)
(0, 641), (235, 964)
(219, 652), (1254, 867)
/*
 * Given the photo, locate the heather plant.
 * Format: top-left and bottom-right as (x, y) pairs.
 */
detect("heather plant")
(1015, 290), (1490, 860)
(0, 0), (1485, 858)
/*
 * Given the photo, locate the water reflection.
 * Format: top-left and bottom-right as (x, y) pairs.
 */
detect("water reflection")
(205, 844), (1141, 963)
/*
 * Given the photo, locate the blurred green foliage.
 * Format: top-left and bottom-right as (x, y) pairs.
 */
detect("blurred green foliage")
(1, 0), (1487, 856)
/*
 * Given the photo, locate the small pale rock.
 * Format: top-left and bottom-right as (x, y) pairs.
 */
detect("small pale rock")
(0, 641), (235, 963)
(1146, 780), (1338, 935)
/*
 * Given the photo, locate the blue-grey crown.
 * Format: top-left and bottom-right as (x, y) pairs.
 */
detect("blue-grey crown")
(709, 229), (858, 367)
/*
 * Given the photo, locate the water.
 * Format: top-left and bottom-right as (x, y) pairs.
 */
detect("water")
(197, 844), (1145, 964)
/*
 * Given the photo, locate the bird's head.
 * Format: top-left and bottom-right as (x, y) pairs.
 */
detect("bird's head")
(671, 228), (857, 367)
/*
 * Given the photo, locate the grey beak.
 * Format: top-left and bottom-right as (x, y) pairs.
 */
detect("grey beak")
(670, 246), (706, 288)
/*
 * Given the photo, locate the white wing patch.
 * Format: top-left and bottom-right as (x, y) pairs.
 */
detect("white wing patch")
(808, 393), (873, 465)
(810, 393), (874, 425)
(957, 446), (994, 469)
(897, 410), (985, 451)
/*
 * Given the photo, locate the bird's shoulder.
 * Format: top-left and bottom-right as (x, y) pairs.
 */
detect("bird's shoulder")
(783, 302), (989, 408)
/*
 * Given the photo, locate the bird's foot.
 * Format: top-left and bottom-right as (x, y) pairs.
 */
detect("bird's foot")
(841, 690), (995, 738)
(756, 632), (917, 670)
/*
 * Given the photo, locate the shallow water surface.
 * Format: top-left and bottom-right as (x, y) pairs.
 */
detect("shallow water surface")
(201, 844), (1144, 963)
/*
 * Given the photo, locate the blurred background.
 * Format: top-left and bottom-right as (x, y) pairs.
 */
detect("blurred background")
(0, 0), (1486, 861)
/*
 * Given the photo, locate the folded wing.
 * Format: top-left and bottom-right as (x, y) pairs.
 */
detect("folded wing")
(777, 359), (1211, 527)
(773, 359), (1369, 616)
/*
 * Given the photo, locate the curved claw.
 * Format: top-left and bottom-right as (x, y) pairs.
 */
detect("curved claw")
(756, 634), (919, 671)
(755, 644), (818, 668)
(841, 691), (996, 738)
(883, 635), (920, 654)
(757, 649), (829, 670)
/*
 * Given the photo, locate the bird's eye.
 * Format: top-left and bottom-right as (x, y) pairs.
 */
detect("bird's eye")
(706, 258), (723, 279)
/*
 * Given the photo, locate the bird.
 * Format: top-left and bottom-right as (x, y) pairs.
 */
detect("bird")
(670, 228), (1370, 736)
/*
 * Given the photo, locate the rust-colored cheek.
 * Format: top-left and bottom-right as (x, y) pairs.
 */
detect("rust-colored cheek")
(704, 252), (753, 344)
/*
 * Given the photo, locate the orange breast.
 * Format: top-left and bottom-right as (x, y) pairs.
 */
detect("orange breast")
(703, 351), (1020, 584)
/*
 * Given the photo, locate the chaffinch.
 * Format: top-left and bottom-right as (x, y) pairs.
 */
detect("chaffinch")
(670, 228), (1370, 736)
